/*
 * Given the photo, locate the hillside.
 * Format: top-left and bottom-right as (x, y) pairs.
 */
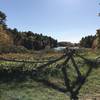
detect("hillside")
(0, 26), (57, 51)
(0, 10), (58, 52)
(0, 26), (13, 46)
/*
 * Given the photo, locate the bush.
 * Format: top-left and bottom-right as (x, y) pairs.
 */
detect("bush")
(0, 45), (29, 53)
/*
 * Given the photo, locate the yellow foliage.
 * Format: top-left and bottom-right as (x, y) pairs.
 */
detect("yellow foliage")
(0, 26), (13, 46)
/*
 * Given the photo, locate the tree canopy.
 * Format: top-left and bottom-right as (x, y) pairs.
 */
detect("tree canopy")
(80, 35), (96, 48)
(0, 11), (6, 25)
(6, 28), (58, 50)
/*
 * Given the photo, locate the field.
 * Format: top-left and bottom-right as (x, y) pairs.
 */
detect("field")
(0, 49), (100, 100)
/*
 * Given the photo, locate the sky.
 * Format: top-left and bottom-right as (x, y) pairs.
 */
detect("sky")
(0, 0), (100, 43)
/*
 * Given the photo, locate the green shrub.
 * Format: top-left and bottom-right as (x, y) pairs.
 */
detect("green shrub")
(0, 45), (29, 53)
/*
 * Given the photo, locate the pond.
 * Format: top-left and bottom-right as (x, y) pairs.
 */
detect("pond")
(53, 47), (66, 51)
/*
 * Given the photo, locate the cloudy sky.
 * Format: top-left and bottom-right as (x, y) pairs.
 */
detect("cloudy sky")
(0, 0), (100, 43)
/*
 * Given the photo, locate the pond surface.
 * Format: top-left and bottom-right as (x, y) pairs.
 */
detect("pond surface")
(53, 47), (66, 51)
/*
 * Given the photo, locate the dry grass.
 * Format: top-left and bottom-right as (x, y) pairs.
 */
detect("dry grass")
(0, 29), (13, 46)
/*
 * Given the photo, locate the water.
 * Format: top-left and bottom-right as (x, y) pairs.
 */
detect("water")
(53, 47), (66, 51)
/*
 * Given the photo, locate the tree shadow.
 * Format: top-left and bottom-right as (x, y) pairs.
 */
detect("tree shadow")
(0, 67), (67, 93)
(0, 54), (68, 94)
(65, 54), (100, 100)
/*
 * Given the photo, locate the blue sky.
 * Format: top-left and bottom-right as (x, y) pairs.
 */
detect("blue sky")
(0, 0), (100, 43)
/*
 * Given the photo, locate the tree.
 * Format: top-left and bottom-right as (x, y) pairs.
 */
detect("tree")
(0, 11), (6, 26)
(96, 29), (100, 49)
(80, 35), (96, 48)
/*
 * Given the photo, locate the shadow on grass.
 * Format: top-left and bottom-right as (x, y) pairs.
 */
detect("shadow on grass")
(0, 51), (100, 100)
(0, 67), (67, 93)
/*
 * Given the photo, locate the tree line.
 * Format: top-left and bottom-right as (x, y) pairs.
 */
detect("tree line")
(0, 10), (57, 50)
(7, 28), (57, 50)
(80, 30), (100, 49)
(80, 35), (96, 48)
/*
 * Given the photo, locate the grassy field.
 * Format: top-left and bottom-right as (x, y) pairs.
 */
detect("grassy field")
(0, 50), (100, 100)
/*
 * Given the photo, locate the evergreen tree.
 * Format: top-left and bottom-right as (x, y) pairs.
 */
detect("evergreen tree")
(0, 11), (6, 27)
(80, 35), (96, 48)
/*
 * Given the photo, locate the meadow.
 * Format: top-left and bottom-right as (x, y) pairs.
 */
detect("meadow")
(0, 49), (100, 100)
